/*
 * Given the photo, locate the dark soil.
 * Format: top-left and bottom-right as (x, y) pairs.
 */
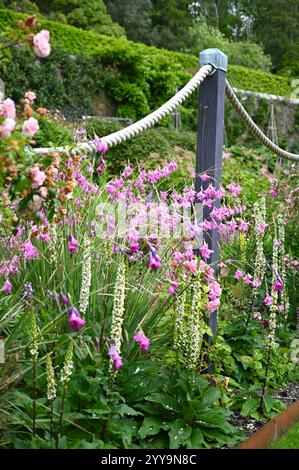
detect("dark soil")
(273, 382), (299, 407)
(230, 382), (299, 439)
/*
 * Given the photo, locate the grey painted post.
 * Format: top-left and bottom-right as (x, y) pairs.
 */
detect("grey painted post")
(195, 49), (228, 336)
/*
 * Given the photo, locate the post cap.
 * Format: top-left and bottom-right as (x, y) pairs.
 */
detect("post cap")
(200, 48), (228, 72)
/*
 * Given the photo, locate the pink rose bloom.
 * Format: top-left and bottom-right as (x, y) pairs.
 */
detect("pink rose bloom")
(39, 186), (48, 198)
(2, 279), (12, 294)
(33, 30), (51, 58)
(0, 118), (16, 138)
(23, 240), (39, 259)
(0, 98), (16, 119)
(31, 166), (46, 188)
(133, 331), (150, 350)
(264, 295), (272, 306)
(234, 269), (244, 280)
(25, 91), (36, 104)
(252, 278), (262, 288)
(22, 117), (39, 137)
(206, 298), (220, 313)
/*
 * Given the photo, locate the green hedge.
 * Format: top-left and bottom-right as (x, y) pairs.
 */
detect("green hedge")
(0, 8), (296, 148)
(0, 8), (292, 99)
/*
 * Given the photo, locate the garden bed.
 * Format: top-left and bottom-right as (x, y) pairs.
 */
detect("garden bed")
(238, 397), (299, 448)
(231, 382), (299, 439)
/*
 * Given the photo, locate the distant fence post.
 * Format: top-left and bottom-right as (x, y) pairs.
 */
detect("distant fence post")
(195, 49), (228, 337)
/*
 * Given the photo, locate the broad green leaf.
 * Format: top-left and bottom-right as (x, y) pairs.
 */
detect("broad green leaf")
(139, 416), (164, 440)
(168, 419), (192, 449)
(186, 428), (204, 449)
(240, 398), (259, 417)
(118, 404), (143, 417)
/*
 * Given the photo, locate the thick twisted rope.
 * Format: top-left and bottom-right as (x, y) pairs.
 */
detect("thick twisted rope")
(226, 80), (299, 163)
(32, 64), (213, 156)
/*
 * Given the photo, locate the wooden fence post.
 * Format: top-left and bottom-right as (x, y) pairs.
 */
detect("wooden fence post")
(195, 49), (228, 337)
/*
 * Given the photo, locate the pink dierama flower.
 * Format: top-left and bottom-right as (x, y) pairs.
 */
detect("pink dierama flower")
(0, 118), (16, 139)
(264, 295), (272, 306)
(2, 279), (12, 294)
(239, 221), (249, 232)
(278, 305), (284, 313)
(273, 240), (280, 249)
(168, 281), (179, 295)
(149, 250), (162, 270)
(243, 274), (252, 285)
(22, 117), (39, 137)
(196, 191), (206, 202)
(199, 173), (210, 181)
(257, 222), (268, 234)
(129, 242), (139, 252)
(200, 242), (213, 261)
(133, 331), (150, 350)
(226, 183), (242, 197)
(234, 269), (244, 280)
(67, 235), (79, 254)
(252, 278), (262, 288)
(93, 136), (108, 154)
(228, 220), (238, 232)
(121, 165), (133, 178)
(23, 241), (39, 259)
(273, 280), (283, 292)
(33, 30), (51, 58)
(108, 346), (123, 369)
(269, 188), (278, 198)
(183, 259), (197, 273)
(68, 309), (86, 332)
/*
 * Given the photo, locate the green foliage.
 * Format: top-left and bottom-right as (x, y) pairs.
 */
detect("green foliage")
(270, 422), (299, 449)
(0, 46), (104, 114)
(105, 0), (153, 44)
(240, 0), (299, 73)
(85, 119), (196, 175)
(186, 22), (272, 72)
(0, 8), (293, 107)
(0, 0), (39, 13)
(35, 116), (73, 148)
(51, 0), (125, 37)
